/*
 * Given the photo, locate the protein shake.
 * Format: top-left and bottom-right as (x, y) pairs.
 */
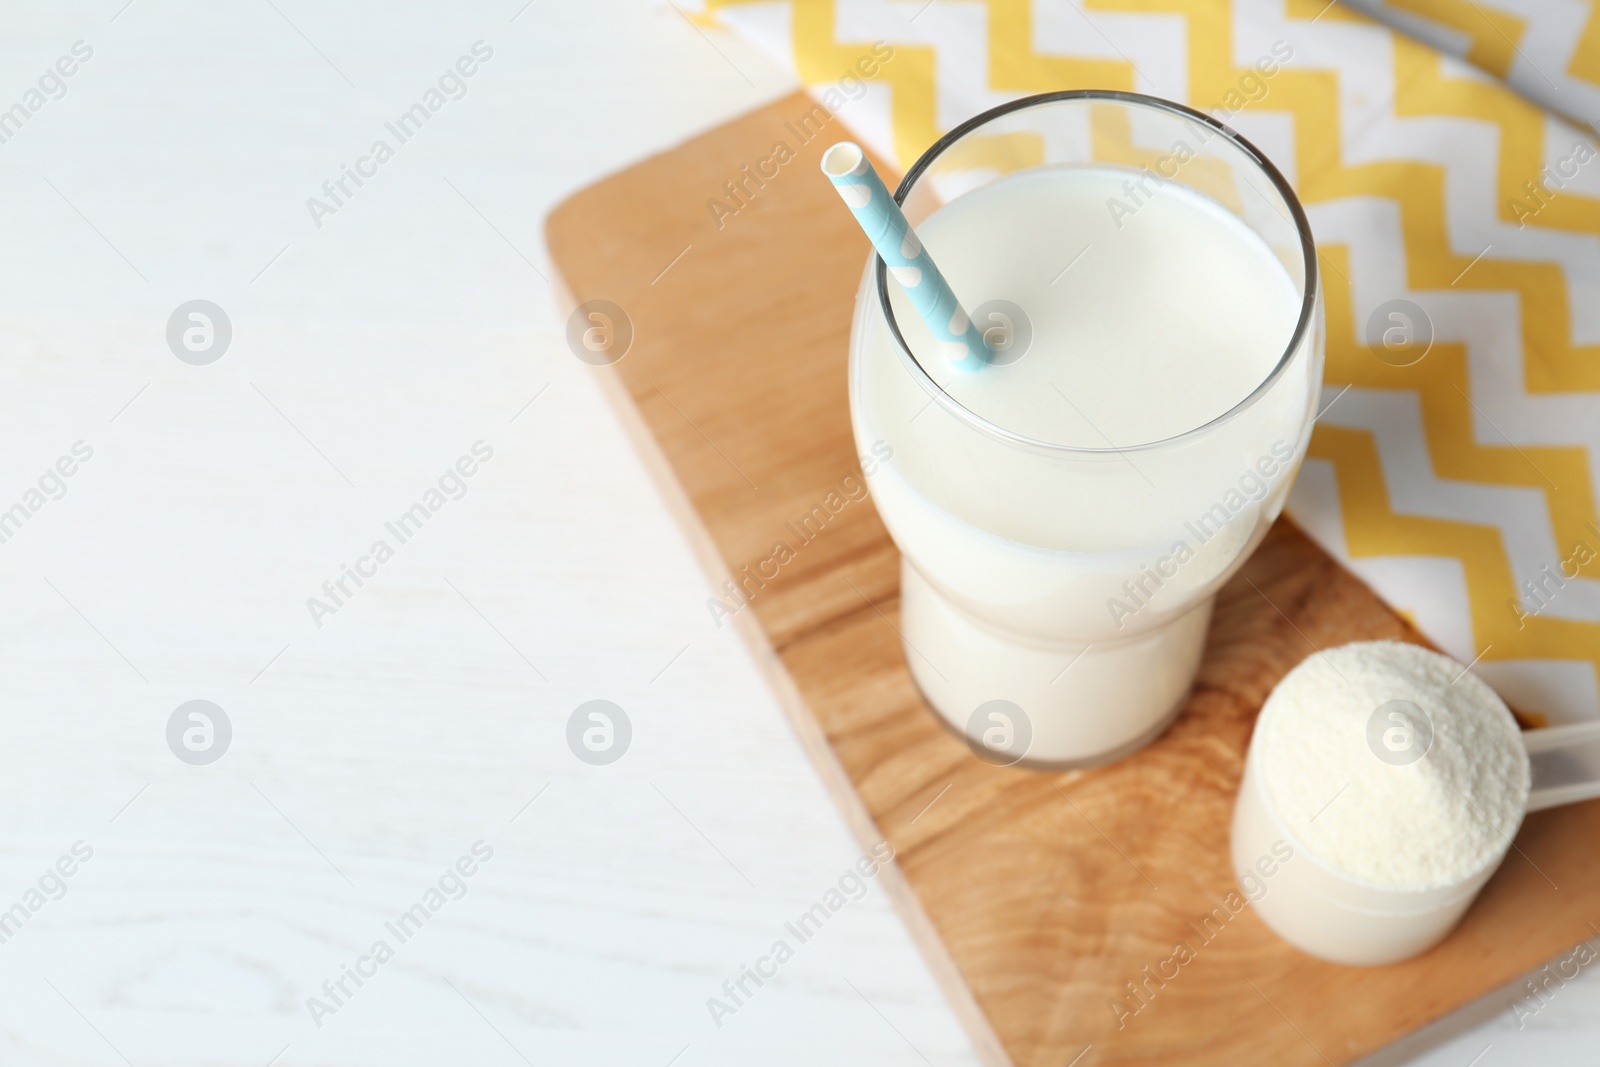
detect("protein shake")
(844, 94), (1323, 764)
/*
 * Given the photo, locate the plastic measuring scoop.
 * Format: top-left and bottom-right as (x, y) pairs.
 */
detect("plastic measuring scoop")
(1234, 718), (1600, 967)
(1523, 720), (1600, 811)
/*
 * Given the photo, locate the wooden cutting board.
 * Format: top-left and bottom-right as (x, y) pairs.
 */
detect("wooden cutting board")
(544, 91), (1600, 1067)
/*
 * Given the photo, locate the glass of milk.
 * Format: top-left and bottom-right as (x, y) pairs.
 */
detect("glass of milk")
(849, 92), (1324, 766)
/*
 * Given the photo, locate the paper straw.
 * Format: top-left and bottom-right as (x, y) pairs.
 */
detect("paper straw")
(820, 142), (989, 374)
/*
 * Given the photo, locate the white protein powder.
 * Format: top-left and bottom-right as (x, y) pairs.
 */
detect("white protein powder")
(1257, 640), (1530, 889)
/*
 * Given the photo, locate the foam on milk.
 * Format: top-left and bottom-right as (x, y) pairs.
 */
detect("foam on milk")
(888, 165), (1301, 451)
(860, 164), (1315, 556)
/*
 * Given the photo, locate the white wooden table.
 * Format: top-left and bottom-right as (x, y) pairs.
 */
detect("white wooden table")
(0, 2), (981, 1063)
(0, 2), (1589, 1065)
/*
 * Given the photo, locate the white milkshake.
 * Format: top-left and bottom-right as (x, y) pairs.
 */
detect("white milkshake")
(850, 158), (1322, 764)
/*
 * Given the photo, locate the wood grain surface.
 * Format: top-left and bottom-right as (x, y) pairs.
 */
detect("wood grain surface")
(544, 90), (1600, 1067)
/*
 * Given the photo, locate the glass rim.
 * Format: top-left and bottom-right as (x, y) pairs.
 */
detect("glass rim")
(875, 89), (1320, 456)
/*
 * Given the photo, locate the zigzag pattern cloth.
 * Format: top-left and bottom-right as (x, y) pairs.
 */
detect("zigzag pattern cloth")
(1343, 0), (1600, 130)
(684, 0), (1600, 726)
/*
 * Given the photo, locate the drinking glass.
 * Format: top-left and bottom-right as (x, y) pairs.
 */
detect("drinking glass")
(848, 91), (1325, 766)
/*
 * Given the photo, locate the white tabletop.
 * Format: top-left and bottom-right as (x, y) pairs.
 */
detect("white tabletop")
(0, 2), (983, 1064)
(0, 2), (1586, 1065)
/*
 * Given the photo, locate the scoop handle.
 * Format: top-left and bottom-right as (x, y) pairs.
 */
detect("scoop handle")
(1525, 721), (1600, 813)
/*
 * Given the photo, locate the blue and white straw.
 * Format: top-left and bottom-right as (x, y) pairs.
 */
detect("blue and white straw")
(820, 141), (990, 374)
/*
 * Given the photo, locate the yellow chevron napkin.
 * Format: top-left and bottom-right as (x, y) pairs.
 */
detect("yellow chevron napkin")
(1345, 0), (1600, 131)
(683, 0), (1600, 726)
